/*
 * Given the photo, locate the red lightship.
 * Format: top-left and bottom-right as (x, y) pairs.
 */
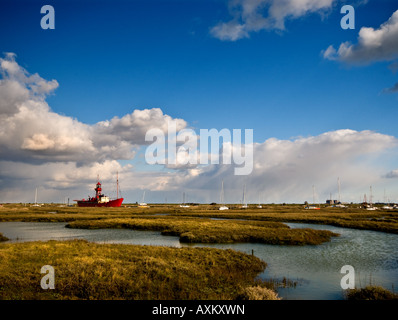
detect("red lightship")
(74, 175), (123, 207)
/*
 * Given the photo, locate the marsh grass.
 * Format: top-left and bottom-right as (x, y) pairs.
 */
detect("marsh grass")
(237, 285), (281, 300)
(0, 240), (273, 300)
(345, 286), (398, 300)
(66, 216), (338, 245)
(168, 206), (398, 234)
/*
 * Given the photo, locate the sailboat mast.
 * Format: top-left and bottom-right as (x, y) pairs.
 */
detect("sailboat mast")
(220, 180), (224, 204)
(338, 177), (341, 204)
(312, 185), (315, 205)
(370, 186), (373, 206)
(116, 171), (119, 199)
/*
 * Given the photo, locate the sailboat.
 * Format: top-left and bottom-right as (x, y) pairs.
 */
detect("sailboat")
(257, 192), (262, 208)
(138, 191), (149, 208)
(335, 177), (346, 208)
(32, 188), (41, 207)
(241, 184), (248, 209)
(366, 186), (377, 210)
(180, 192), (190, 208)
(305, 185), (320, 210)
(219, 180), (229, 210)
(382, 189), (393, 210)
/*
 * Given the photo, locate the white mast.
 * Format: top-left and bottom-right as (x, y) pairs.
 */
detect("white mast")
(220, 181), (224, 204)
(312, 185), (315, 205)
(338, 177), (341, 204)
(32, 188), (40, 206)
(242, 184), (247, 208)
(219, 180), (228, 210)
(116, 171), (119, 199)
(369, 186), (373, 206)
(257, 192), (262, 208)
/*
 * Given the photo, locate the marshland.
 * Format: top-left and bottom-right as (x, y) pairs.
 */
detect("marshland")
(0, 203), (397, 300)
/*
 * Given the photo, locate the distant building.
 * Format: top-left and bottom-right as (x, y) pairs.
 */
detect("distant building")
(326, 200), (339, 205)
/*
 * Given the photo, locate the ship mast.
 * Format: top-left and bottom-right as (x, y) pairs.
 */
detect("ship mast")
(117, 171), (119, 199)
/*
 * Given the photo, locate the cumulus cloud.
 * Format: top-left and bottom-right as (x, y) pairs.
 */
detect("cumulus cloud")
(95, 108), (187, 146)
(0, 53), (186, 164)
(211, 0), (335, 41)
(323, 10), (398, 94)
(323, 10), (398, 63)
(169, 129), (398, 203)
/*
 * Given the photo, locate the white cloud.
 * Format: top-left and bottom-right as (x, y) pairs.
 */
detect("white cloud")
(95, 108), (187, 146)
(168, 129), (398, 203)
(323, 10), (398, 63)
(323, 10), (398, 94)
(211, 0), (335, 41)
(268, 0), (335, 30)
(210, 21), (249, 41)
(0, 53), (186, 164)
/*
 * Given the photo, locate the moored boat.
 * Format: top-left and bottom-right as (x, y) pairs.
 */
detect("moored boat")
(74, 175), (123, 207)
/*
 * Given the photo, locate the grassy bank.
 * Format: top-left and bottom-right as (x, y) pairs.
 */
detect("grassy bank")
(0, 233), (8, 242)
(0, 240), (277, 300)
(66, 216), (339, 245)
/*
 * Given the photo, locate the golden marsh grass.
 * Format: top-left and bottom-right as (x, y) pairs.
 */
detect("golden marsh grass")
(66, 216), (338, 245)
(0, 239), (276, 300)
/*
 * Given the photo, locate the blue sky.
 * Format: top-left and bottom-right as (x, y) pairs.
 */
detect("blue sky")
(1, 0), (398, 203)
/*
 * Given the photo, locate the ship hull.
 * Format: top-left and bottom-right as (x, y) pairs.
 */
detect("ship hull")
(76, 198), (124, 207)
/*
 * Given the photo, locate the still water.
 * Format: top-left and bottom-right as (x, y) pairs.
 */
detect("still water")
(0, 221), (397, 300)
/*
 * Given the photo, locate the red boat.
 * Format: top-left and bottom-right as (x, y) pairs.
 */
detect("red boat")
(74, 176), (123, 207)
